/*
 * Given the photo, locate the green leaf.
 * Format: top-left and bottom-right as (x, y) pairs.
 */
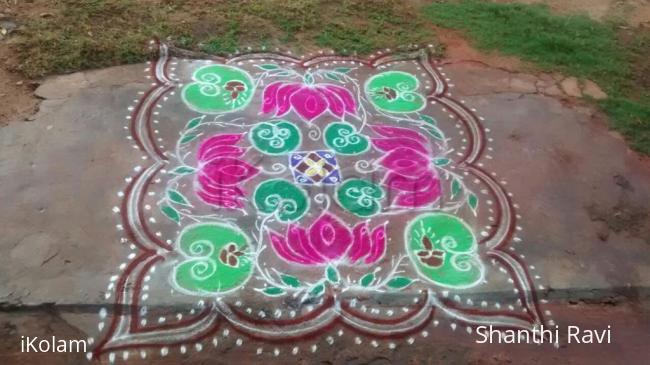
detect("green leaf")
(309, 283), (325, 297)
(273, 71), (292, 77)
(451, 179), (462, 198)
(160, 204), (180, 224)
(386, 277), (413, 290)
(167, 189), (191, 206)
(326, 265), (339, 283)
(185, 116), (204, 130)
(360, 273), (375, 287)
(303, 73), (314, 85)
(468, 193), (479, 214)
(256, 64), (279, 70)
(434, 158), (450, 166)
(324, 72), (342, 82)
(263, 287), (285, 296)
(334, 67), (351, 74)
(425, 126), (445, 140)
(180, 133), (199, 144)
(280, 274), (301, 288)
(420, 114), (437, 125)
(171, 166), (197, 175)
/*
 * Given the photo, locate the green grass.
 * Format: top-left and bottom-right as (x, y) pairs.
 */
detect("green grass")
(424, 0), (650, 154)
(14, 0), (433, 78)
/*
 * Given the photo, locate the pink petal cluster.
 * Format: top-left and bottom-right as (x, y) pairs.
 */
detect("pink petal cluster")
(262, 81), (357, 121)
(195, 134), (258, 209)
(371, 125), (441, 207)
(268, 213), (386, 266)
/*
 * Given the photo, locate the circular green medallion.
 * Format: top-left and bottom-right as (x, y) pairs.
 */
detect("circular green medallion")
(364, 71), (426, 113)
(324, 122), (370, 155)
(182, 64), (255, 113)
(253, 179), (309, 222)
(249, 120), (301, 155)
(173, 222), (253, 295)
(405, 213), (484, 289)
(336, 179), (384, 217)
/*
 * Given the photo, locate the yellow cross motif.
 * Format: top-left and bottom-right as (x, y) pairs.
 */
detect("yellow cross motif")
(304, 157), (327, 177)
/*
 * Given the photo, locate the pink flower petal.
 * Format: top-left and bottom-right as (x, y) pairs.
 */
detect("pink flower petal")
(347, 223), (372, 264)
(197, 134), (244, 162)
(269, 230), (310, 265)
(262, 82), (283, 114)
(394, 177), (442, 207)
(323, 84), (357, 114)
(384, 171), (438, 192)
(370, 125), (428, 144)
(197, 174), (245, 198)
(317, 86), (345, 118)
(198, 145), (246, 162)
(364, 224), (387, 264)
(372, 137), (429, 155)
(275, 83), (302, 116)
(380, 148), (430, 177)
(290, 87), (328, 121)
(308, 213), (353, 261)
(200, 157), (259, 186)
(287, 225), (325, 265)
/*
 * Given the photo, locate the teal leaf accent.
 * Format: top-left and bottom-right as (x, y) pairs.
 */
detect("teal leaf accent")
(386, 277), (413, 290)
(280, 274), (301, 288)
(167, 189), (191, 206)
(310, 283), (325, 297)
(451, 179), (462, 198)
(161, 204), (180, 224)
(171, 166), (197, 175)
(360, 273), (375, 287)
(326, 265), (339, 283)
(324, 72), (342, 82)
(263, 287), (285, 296)
(468, 194), (479, 214)
(334, 67), (352, 74)
(185, 116), (204, 130)
(434, 158), (451, 166)
(180, 133), (199, 144)
(256, 64), (279, 70)
(420, 114), (438, 125)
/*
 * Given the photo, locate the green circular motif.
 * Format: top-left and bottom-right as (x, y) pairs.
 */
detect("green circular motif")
(364, 71), (426, 113)
(336, 179), (385, 217)
(324, 122), (370, 155)
(405, 213), (485, 289)
(173, 222), (253, 295)
(249, 120), (301, 155)
(182, 64), (255, 114)
(254, 179), (309, 222)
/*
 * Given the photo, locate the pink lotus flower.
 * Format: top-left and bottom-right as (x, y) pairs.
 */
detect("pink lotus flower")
(262, 80), (357, 121)
(195, 133), (258, 209)
(268, 213), (386, 266)
(371, 125), (441, 207)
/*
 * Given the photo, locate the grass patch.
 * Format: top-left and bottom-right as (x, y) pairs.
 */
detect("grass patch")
(424, 0), (650, 154)
(13, 0), (433, 78)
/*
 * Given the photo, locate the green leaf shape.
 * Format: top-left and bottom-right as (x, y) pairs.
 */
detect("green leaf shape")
(263, 287), (285, 296)
(180, 133), (199, 144)
(405, 213), (484, 289)
(182, 64), (255, 114)
(303, 73), (314, 85)
(309, 283), (325, 297)
(468, 194), (479, 213)
(451, 179), (462, 198)
(365, 71), (426, 113)
(360, 273), (375, 287)
(324, 122), (370, 155)
(253, 179), (308, 222)
(171, 166), (197, 175)
(434, 158), (450, 166)
(249, 120), (301, 155)
(185, 116), (204, 130)
(280, 274), (301, 288)
(326, 265), (340, 283)
(421, 114), (438, 125)
(324, 72), (342, 82)
(336, 178), (385, 217)
(334, 67), (352, 74)
(161, 204), (180, 224)
(425, 126), (445, 140)
(173, 222), (253, 294)
(386, 277), (413, 290)
(257, 64), (279, 70)
(167, 189), (191, 206)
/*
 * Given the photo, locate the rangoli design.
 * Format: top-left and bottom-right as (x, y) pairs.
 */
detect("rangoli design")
(91, 41), (551, 362)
